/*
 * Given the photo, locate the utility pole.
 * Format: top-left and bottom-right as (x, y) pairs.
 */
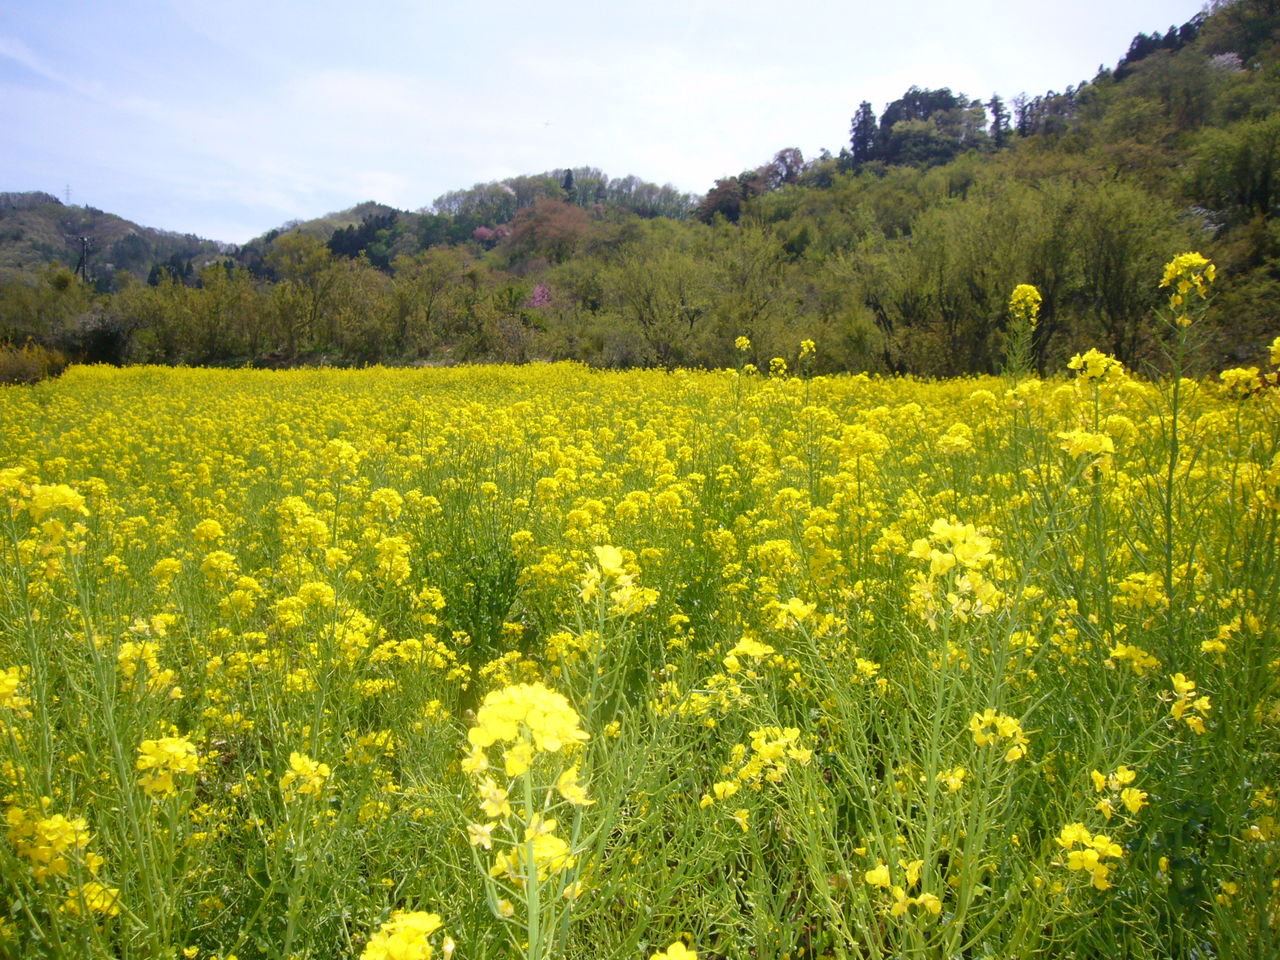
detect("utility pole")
(74, 236), (93, 283)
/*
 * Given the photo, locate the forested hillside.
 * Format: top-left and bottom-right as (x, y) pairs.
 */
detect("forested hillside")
(3, 0), (1279, 375)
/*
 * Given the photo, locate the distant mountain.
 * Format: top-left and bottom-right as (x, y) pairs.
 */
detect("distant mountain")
(0, 191), (228, 288)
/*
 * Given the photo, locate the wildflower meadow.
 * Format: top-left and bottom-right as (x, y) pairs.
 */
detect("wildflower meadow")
(1, 256), (1278, 959)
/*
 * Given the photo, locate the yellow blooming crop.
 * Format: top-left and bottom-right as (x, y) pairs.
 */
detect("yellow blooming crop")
(936, 422), (974, 455)
(1169, 673), (1211, 735)
(969, 709), (1030, 761)
(360, 911), (444, 960)
(939, 765), (967, 792)
(1107, 643), (1161, 676)
(5, 800), (98, 881)
(734, 336), (751, 352)
(25, 483), (90, 522)
(0, 666), (31, 716)
(1219, 366), (1261, 396)
(722, 633), (775, 674)
(468, 681), (589, 755)
(555, 764), (595, 806)
(1056, 823), (1124, 890)
(192, 518), (225, 544)
(700, 727), (811, 806)
(1009, 284), (1042, 326)
(1, 349), (1276, 956)
(1057, 429), (1116, 460)
(279, 751), (330, 801)
(865, 861), (891, 887)
(476, 776), (512, 819)
(580, 544), (659, 617)
(490, 818), (576, 884)
(1091, 766), (1146, 819)
(650, 942), (697, 960)
(1160, 252), (1216, 312)
(136, 735), (200, 797)
(1067, 348), (1125, 382)
(64, 881), (121, 918)
(907, 519), (1004, 624)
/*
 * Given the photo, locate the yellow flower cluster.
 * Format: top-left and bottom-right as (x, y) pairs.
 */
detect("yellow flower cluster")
(1066, 348), (1126, 382)
(1107, 642), (1161, 676)
(136, 735), (200, 797)
(64, 880), (121, 918)
(907, 519), (1004, 624)
(1057, 822), (1124, 890)
(489, 814), (576, 884)
(1160, 251), (1216, 314)
(467, 681), (589, 758)
(1090, 765), (1148, 820)
(25, 483), (91, 522)
(279, 751), (331, 801)
(5, 799), (101, 881)
(1009, 284), (1042, 326)
(701, 726), (812, 806)
(1169, 673), (1211, 735)
(579, 544), (659, 617)
(864, 857), (941, 917)
(969, 709), (1030, 762)
(0, 666), (31, 718)
(1057, 428), (1116, 461)
(651, 942), (697, 960)
(360, 910), (448, 960)
(1219, 366), (1261, 396)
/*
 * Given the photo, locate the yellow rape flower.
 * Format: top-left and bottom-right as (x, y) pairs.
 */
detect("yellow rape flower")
(1160, 252), (1216, 311)
(865, 861), (891, 888)
(651, 942), (697, 960)
(467, 682), (588, 754)
(26, 484), (89, 521)
(360, 911), (444, 960)
(64, 881), (121, 917)
(1009, 284), (1041, 325)
(555, 765), (594, 806)
(136, 736), (200, 797)
(279, 751), (330, 801)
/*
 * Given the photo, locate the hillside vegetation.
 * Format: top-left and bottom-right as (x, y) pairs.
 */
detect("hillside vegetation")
(3, 1), (1280, 375)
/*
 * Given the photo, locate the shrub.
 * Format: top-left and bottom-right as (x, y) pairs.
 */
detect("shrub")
(0, 342), (69, 385)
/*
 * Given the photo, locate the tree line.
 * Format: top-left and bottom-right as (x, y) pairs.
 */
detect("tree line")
(2, 1), (1278, 377)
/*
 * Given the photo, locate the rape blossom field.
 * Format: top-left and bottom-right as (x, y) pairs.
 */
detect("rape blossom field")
(2, 274), (1279, 960)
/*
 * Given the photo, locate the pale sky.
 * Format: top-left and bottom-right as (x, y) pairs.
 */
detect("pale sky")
(1, 0), (1207, 244)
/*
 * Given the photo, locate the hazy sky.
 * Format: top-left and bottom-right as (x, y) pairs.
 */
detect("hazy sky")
(1, 0), (1207, 243)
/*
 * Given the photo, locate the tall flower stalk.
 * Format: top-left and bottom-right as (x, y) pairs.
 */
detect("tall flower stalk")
(462, 681), (593, 960)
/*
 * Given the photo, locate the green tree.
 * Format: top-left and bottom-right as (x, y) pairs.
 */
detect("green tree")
(1075, 180), (1193, 365)
(850, 101), (879, 164)
(610, 223), (713, 368)
(1190, 114), (1280, 222)
(265, 233), (338, 357)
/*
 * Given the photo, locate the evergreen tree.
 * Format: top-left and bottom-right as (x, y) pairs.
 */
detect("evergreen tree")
(850, 101), (879, 164)
(987, 94), (1011, 149)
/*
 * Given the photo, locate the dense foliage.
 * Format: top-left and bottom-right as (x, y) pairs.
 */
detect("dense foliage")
(3, 1), (1280, 376)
